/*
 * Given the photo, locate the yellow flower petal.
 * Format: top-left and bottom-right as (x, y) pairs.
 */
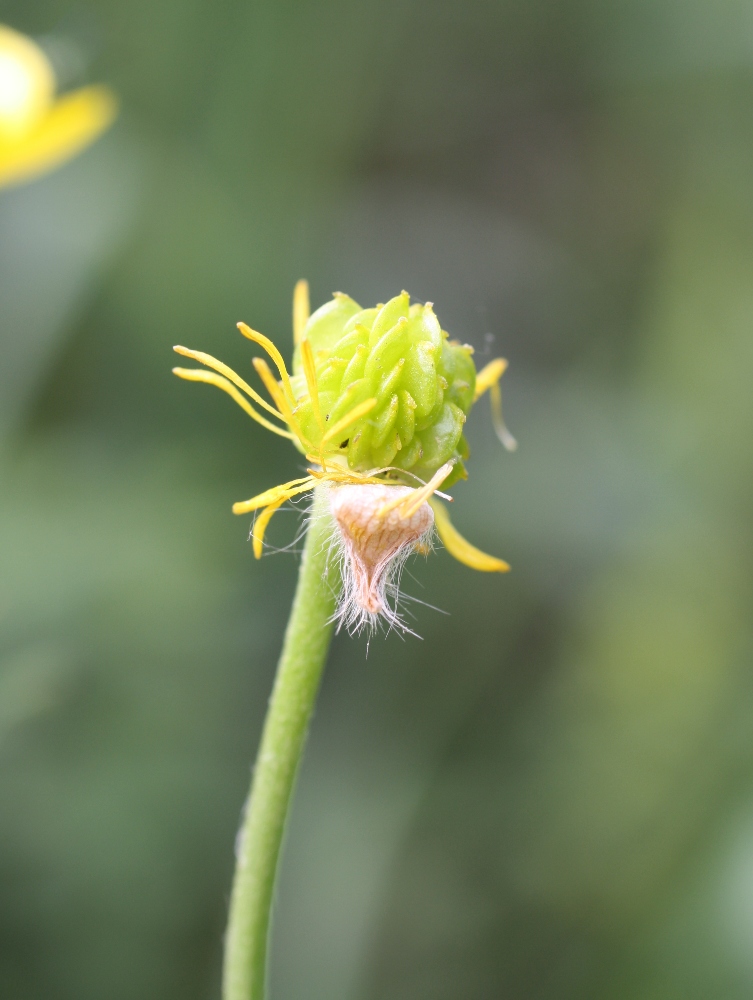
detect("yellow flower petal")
(0, 24), (55, 142)
(429, 498), (510, 573)
(0, 84), (117, 188)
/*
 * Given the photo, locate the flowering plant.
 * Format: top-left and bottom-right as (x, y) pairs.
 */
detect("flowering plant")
(174, 281), (512, 631)
(173, 281), (515, 1000)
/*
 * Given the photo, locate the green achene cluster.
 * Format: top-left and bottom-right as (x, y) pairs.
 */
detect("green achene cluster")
(290, 291), (476, 488)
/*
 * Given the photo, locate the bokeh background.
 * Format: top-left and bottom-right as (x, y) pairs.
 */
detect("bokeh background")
(2, 1), (753, 998)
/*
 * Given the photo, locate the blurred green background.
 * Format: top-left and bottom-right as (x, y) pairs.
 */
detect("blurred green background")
(2, 1), (753, 998)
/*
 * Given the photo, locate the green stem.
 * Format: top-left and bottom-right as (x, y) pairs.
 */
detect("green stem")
(223, 486), (339, 1000)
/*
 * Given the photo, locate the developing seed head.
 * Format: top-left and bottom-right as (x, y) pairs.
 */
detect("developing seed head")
(329, 483), (434, 634)
(173, 281), (513, 634)
(290, 291), (476, 489)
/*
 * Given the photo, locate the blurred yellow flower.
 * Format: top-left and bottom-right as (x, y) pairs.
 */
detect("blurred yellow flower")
(0, 23), (117, 189)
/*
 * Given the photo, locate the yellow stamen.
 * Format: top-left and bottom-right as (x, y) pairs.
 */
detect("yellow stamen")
(293, 279), (309, 345)
(251, 356), (288, 413)
(359, 464), (455, 499)
(252, 498), (286, 558)
(232, 477), (315, 515)
(237, 322), (296, 408)
(429, 499), (509, 572)
(304, 455), (346, 473)
(252, 356), (312, 449)
(173, 345), (286, 422)
(301, 338), (325, 433)
(400, 462), (455, 519)
(474, 358), (508, 400)
(320, 397), (378, 447)
(172, 368), (294, 439)
(489, 380), (517, 451)
(306, 468), (387, 490)
(304, 452), (346, 472)
(377, 462), (454, 519)
(474, 357), (516, 452)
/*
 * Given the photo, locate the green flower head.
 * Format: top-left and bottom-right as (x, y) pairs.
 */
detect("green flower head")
(173, 281), (514, 589)
(290, 290), (477, 489)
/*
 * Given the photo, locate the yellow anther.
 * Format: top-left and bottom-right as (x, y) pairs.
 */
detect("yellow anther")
(489, 379), (517, 451)
(301, 338), (325, 433)
(173, 345), (285, 421)
(306, 467), (382, 486)
(231, 477), (315, 515)
(376, 462), (454, 519)
(474, 358), (508, 400)
(252, 498), (286, 558)
(399, 462), (455, 519)
(293, 279), (310, 346)
(237, 322), (296, 408)
(474, 357), (516, 451)
(172, 368), (294, 439)
(252, 356), (312, 449)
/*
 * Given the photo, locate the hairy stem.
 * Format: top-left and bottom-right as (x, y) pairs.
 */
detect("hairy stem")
(223, 486), (339, 1000)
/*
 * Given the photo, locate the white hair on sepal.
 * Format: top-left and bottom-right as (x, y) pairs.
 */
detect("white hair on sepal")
(325, 482), (436, 637)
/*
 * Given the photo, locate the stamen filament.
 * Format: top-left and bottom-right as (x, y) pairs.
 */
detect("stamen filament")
(306, 468), (384, 485)
(358, 464), (455, 499)
(252, 498), (286, 558)
(172, 368), (295, 439)
(400, 462), (455, 519)
(252, 357), (313, 450)
(474, 358), (508, 400)
(232, 477), (315, 515)
(301, 338), (325, 433)
(173, 345), (286, 422)
(238, 322), (297, 408)
(293, 279), (310, 346)
(489, 380), (517, 451)
(474, 357), (517, 452)
(377, 461), (454, 519)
